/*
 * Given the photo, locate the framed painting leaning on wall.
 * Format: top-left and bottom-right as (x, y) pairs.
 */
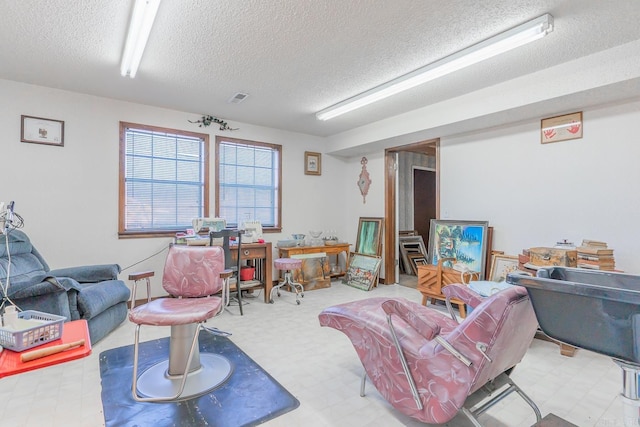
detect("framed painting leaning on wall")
(343, 253), (382, 291)
(355, 217), (383, 256)
(427, 219), (489, 278)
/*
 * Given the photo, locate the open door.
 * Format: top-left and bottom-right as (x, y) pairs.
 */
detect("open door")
(384, 140), (439, 284)
(413, 168), (436, 247)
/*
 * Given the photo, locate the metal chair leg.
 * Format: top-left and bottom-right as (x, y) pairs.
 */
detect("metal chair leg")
(131, 323), (202, 402)
(270, 270), (304, 304)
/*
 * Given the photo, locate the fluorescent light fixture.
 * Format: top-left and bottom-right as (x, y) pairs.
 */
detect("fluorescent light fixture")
(120, 0), (161, 78)
(316, 14), (554, 121)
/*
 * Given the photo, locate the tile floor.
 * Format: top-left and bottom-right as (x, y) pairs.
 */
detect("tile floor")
(0, 279), (628, 427)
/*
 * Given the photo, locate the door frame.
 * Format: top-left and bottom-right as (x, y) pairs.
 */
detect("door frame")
(384, 139), (440, 284)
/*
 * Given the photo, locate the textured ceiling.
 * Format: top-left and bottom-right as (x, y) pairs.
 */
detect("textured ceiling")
(1, 0), (640, 137)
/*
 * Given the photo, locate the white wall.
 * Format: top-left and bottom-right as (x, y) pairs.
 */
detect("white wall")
(440, 100), (640, 273)
(4, 77), (638, 292)
(0, 79), (348, 294)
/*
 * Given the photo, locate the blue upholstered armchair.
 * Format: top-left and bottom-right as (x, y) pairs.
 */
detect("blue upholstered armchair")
(0, 230), (130, 343)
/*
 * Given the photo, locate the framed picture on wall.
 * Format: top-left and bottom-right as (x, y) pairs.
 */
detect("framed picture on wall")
(304, 151), (321, 175)
(355, 217), (384, 256)
(541, 111), (583, 144)
(21, 115), (65, 147)
(427, 219), (489, 278)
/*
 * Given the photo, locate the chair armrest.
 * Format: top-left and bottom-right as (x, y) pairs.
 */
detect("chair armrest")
(382, 299), (441, 340)
(3, 278), (66, 299)
(442, 284), (484, 308)
(49, 264), (121, 283)
(128, 271), (154, 282)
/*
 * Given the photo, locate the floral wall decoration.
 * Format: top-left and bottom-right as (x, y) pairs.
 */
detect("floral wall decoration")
(189, 115), (238, 131)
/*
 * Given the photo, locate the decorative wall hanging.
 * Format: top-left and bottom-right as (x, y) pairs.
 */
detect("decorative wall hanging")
(21, 115), (64, 147)
(304, 151), (321, 175)
(357, 157), (371, 203)
(541, 111), (582, 143)
(189, 115), (238, 131)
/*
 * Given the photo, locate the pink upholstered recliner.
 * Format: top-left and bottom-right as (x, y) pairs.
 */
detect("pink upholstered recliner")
(128, 245), (233, 402)
(318, 284), (542, 425)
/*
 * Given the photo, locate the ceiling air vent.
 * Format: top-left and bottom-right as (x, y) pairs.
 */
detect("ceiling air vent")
(228, 92), (249, 104)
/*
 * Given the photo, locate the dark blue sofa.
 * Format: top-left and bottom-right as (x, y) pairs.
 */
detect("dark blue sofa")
(0, 230), (130, 344)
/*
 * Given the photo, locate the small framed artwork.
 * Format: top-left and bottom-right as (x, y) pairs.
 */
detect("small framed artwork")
(21, 115), (65, 147)
(304, 151), (321, 175)
(541, 111), (583, 144)
(488, 254), (519, 282)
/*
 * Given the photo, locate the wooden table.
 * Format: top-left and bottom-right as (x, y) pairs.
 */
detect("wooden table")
(278, 243), (351, 289)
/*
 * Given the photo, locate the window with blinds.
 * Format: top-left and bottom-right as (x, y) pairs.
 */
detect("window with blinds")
(119, 122), (209, 236)
(215, 136), (281, 231)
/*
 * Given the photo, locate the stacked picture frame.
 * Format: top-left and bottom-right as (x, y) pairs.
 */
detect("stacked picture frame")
(399, 235), (428, 275)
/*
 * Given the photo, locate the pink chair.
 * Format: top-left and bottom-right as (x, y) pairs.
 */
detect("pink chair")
(128, 245), (233, 402)
(318, 284), (542, 425)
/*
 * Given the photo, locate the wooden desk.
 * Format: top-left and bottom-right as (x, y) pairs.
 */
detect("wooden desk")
(230, 242), (273, 304)
(278, 243), (351, 288)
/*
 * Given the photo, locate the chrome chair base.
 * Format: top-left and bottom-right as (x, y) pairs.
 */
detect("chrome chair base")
(270, 272), (304, 305)
(132, 323), (233, 402)
(136, 353), (233, 402)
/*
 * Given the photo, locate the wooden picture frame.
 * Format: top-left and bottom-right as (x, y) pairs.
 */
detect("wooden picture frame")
(304, 151), (321, 175)
(541, 111), (583, 144)
(21, 115), (64, 147)
(343, 253), (382, 291)
(427, 219), (489, 278)
(355, 217), (383, 256)
(488, 254), (519, 282)
(399, 235), (427, 275)
(407, 253), (428, 276)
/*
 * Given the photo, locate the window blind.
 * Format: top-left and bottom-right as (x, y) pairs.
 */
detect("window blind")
(124, 126), (205, 231)
(217, 140), (280, 228)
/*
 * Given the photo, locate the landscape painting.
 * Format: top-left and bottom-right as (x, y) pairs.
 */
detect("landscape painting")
(427, 220), (489, 277)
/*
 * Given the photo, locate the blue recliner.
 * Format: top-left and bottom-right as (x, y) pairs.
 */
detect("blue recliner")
(0, 230), (130, 344)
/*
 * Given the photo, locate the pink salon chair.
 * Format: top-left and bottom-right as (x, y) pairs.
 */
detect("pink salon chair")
(128, 245), (232, 402)
(319, 284), (542, 426)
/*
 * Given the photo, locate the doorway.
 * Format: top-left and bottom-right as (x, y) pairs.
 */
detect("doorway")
(413, 167), (436, 243)
(383, 140), (439, 285)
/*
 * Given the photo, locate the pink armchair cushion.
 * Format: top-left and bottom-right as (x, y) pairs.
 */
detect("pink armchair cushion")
(162, 245), (225, 297)
(318, 286), (538, 424)
(129, 297), (223, 326)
